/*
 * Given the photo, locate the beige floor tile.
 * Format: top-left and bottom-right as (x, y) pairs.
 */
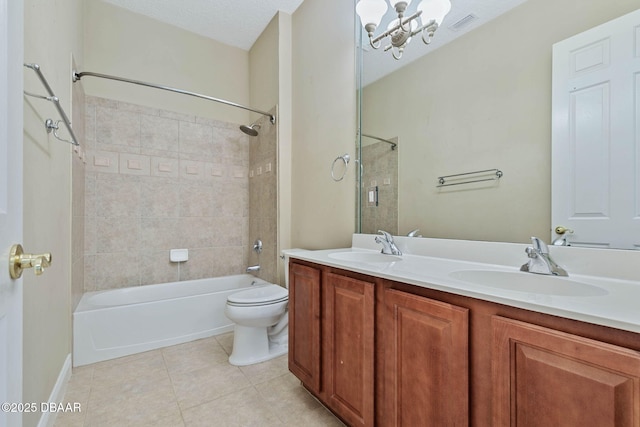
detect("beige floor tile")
(170, 362), (252, 410)
(239, 354), (289, 385)
(182, 387), (283, 427)
(254, 371), (323, 424)
(52, 410), (86, 427)
(215, 331), (234, 355)
(85, 378), (180, 426)
(91, 349), (167, 388)
(56, 333), (344, 426)
(162, 337), (229, 375)
(282, 405), (347, 427)
(88, 371), (175, 410)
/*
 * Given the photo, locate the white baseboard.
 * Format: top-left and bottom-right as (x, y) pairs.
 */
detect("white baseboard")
(37, 353), (72, 427)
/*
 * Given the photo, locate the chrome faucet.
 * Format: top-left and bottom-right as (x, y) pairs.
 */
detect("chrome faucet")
(375, 230), (402, 256)
(520, 237), (568, 276)
(407, 228), (422, 237)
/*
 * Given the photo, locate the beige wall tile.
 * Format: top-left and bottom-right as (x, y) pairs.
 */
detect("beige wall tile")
(95, 173), (140, 217)
(140, 177), (180, 218)
(85, 96), (276, 290)
(96, 106), (141, 148)
(141, 114), (179, 153)
(119, 152), (151, 176)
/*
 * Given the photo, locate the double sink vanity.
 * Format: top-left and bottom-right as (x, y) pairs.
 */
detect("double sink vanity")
(285, 234), (640, 426)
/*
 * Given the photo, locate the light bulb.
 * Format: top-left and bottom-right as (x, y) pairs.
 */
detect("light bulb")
(356, 0), (389, 29)
(417, 0), (451, 25)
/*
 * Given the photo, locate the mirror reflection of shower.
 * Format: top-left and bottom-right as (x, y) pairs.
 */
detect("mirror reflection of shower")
(359, 134), (399, 235)
(240, 122), (261, 136)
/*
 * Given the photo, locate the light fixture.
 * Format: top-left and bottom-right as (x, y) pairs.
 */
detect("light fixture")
(356, 0), (451, 60)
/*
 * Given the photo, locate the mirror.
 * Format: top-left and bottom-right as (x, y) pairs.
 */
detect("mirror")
(356, 0), (640, 246)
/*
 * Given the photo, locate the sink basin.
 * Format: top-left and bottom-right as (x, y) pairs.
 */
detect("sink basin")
(328, 251), (402, 263)
(449, 270), (608, 297)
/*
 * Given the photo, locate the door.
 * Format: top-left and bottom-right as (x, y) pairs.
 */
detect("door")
(0, 1), (24, 426)
(552, 8), (640, 249)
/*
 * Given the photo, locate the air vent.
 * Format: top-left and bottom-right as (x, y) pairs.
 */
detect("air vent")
(448, 14), (478, 32)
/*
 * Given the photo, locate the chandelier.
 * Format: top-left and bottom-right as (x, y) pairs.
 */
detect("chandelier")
(356, 0), (452, 60)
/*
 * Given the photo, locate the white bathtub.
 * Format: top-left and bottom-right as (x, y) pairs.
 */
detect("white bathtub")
(73, 274), (268, 366)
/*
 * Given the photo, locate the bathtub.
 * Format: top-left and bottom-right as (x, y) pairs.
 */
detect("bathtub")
(73, 274), (269, 367)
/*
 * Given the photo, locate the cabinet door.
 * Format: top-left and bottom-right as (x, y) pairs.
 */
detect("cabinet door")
(492, 316), (640, 427)
(382, 288), (469, 426)
(288, 262), (322, 393)
(324, 272), (375, 427)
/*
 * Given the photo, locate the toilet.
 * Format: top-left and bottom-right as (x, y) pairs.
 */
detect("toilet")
(224, 282), (289, 366)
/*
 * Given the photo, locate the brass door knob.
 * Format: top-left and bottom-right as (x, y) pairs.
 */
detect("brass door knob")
(9, 244), (52, 279)
(554, 226), (574, 235)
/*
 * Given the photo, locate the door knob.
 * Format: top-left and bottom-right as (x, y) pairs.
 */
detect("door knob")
(9, 244), (52, 279)
(554, 226), (574, 235)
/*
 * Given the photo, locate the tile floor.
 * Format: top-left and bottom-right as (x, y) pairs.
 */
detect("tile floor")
(53, 333), (345, 426)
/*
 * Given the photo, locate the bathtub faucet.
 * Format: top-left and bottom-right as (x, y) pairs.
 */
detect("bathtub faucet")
(246, 265), (260, 272)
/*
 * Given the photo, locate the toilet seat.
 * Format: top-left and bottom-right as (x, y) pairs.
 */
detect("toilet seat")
(227, 284), (288, 307)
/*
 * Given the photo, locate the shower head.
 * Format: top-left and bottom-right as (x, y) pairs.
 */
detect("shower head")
(239, 123), (261, 137)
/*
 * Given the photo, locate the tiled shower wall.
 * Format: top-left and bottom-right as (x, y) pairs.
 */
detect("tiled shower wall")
(248, 111), (278, 283)
(84, 96), (276, 291)
(360, 140), (399, 235)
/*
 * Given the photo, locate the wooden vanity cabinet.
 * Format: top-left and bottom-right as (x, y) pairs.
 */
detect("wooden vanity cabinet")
(288, 262), (322, 394)
(380, 288), (469, 426)
(289, 260), (468, 427)
(288, 261), (376, 426)
(323, 272), (375, 426)
(492, 316), (640, 427)
(289, 259), (640, 427)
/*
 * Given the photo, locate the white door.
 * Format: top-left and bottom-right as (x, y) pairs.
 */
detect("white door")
(0, 1), (24, 426)
(552, 8), (640, 249)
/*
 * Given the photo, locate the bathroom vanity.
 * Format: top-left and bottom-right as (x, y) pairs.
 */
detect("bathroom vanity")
(286, 235), (640, 427)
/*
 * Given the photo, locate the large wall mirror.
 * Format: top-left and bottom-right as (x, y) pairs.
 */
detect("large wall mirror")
(356, 0), (639, 249)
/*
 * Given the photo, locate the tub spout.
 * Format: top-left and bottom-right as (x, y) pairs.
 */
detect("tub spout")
(246, 265), (260, 272)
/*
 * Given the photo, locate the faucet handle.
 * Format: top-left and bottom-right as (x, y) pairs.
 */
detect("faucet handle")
(377, 230), (393, 241)
(524, 246), (537, 259)
(530, 236), (549, 254)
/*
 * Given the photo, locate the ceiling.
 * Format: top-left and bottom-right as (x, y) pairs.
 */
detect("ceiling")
(101, 0), (306, 51)
(102, 0), (528, 85)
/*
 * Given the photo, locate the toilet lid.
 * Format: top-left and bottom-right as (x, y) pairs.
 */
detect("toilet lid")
(227, 284), (288, 306)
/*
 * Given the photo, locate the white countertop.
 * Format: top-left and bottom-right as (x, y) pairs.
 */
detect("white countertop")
(285, 235), (640, 334)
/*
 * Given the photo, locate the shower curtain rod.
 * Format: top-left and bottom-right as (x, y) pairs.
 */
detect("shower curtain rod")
(72, 70), (276, 124)
(362, 133), (397, 150)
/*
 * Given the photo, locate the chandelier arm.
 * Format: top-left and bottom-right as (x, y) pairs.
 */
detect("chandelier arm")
(419, 21), (438, 45)
(421, 29), (433, 45)
(369, 34), (383, 50)
(399, 9), (422, 32)
(371, 10), (423, 46)
(389, 45), (403, 60)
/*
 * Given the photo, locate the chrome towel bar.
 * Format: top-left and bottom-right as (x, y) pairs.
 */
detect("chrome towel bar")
(437, 169), (503, 188)
(23, 63), (80, 146)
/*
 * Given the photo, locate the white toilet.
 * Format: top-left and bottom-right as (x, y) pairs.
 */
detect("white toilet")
(224, 282), (289, 366)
